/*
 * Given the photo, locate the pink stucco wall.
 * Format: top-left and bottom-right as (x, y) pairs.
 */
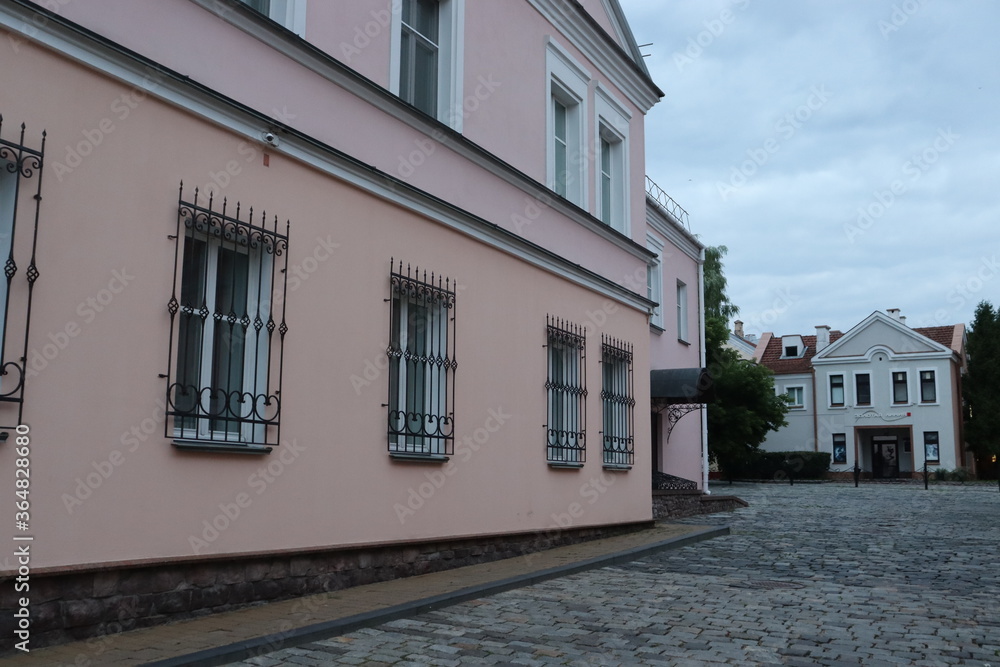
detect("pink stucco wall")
(0, 35), (655, 569)
(53, 0), (654, 286)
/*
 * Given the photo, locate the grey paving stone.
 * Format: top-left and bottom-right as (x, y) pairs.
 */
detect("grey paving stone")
(228, 483), (1000, 666)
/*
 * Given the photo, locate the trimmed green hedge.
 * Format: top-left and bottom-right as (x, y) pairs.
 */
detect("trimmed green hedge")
(721, 451), (831, 480)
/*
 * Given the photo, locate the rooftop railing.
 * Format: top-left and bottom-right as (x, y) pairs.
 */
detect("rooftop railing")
(645, 175), (691, 232)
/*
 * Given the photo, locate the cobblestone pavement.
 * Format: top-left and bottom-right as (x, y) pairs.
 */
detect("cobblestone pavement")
(234, 483), (1000, 666)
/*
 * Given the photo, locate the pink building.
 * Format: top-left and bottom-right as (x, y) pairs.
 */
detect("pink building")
(0, 0), (707, 648)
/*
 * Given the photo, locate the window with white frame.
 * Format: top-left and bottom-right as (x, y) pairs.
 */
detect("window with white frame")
(892, 371), (908, 404)
(919, 370), (937, 403)
(855, 372), (871, 406)
(676, 280), (688, 343)
(594, 87), (630, 234)
(387, 260), (456, 456)
(391, 0), (464, 129)
(546, 40), (589, 206)
(646, 234), (664, 329)
(167, 188), (289, 448)
(785, 386), (805, 408)
(239, 0), (307, 37)
(546, 316), (586, 465)
(829, 374), (845, 406)
(601, 336), (634, 467)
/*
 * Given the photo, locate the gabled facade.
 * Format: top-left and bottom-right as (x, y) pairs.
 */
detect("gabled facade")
(755, 310), (971, 478)
(0, 0), (706, 649)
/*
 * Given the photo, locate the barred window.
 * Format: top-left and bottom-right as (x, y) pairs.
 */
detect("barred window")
(546, 317), (586, 465)
(387, 260), (456, 457)
(166, 185), (288, 450)
(0, 117), (44, 431)
(601, 336), (634, 467)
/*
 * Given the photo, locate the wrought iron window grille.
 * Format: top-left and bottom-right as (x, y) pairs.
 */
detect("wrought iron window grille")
(386, 259), (456, 457)
(165, 184), (289, 449)
(601, 335), (635, 467)
(545, 316), (587, 465)
(0, 117), (45, 432)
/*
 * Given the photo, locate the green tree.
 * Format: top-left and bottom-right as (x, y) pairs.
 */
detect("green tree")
(704, 245), (739, 321)
(702, 246), (788, 476)
(964, 300), (1000, 476)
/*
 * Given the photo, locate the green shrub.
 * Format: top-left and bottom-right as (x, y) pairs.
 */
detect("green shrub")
(720, 450), (831, 480)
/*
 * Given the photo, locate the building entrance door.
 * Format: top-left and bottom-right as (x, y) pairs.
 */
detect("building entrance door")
(872, 436), (899, 478)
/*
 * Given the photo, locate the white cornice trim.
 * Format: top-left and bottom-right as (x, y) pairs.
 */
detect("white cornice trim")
(181, 0), (651, 263)
(646, 198), (702, 262)
(527, 0), (661, 111)
(1, 0), (654, 314)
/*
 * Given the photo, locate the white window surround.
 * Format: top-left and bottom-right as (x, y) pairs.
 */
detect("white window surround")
(783, 385), (806, 409)
(546, 38), (590, 207)
(389, 0), (466, 131)
(890, 369), (910, 405)
(594, 84), (630, 234)
(853, 371), (872, 407)
(646, 233), (664, 330)
(917, 367), (939, 404)
(676, 280), (688, 343)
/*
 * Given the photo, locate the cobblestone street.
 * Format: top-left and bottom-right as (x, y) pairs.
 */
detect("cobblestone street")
(236, 483), (1000, 666)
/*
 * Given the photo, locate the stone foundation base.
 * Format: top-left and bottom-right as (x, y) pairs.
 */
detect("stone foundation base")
(0, 521), (650, 652)
(652, 489), (748, 519)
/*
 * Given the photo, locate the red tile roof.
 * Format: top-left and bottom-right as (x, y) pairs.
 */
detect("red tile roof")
(758, 332), (843, 375)
(912, 325), (961, 353)
(758, 324), (963, 374)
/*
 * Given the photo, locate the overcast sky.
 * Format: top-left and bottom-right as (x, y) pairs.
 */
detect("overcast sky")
(618, 0), (999, 340)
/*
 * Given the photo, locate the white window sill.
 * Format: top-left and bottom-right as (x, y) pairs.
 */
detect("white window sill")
(172, 440), (272, 455)
(548, 461), (584, 469)
(389, 452), (450, 463)
(602, 463), (632, 472)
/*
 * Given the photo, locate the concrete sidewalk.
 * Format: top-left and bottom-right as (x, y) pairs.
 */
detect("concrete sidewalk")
(3, 522), (728, 667)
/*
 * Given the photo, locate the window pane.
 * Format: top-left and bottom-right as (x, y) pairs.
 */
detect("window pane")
(412, 40), (438, 116)
(176, 237), (209, 430)
(242, 0), (270, 15)
(403, 0), (439, 42)
(601, 138), (612, 224)
(210, 246), (250, 434)
(921, 371), (936, 402)
(831, 375), (844, 405)
(893, 372), (907, 403)
(399, 31), (412, 105)
(856, 374), (871, 404)
(553, 99), (568, 198)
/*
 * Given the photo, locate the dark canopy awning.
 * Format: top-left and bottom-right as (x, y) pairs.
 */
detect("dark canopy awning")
(650, 368), (712, 406)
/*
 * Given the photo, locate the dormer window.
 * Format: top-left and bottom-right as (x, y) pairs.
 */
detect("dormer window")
(780, 335), (805, 358)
